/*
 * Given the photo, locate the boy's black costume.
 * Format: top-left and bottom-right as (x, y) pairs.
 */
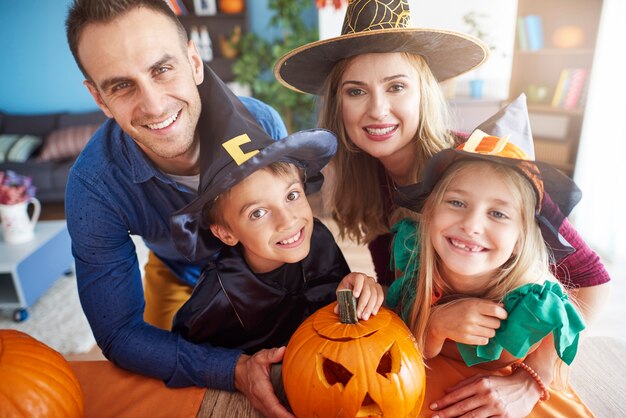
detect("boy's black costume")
(173, 219), (349, 354)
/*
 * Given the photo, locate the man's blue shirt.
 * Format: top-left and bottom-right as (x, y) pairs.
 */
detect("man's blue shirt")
(65, 96), (287, 390)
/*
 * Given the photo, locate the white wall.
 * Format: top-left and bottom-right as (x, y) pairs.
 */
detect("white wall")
(571, 0), (626, 262)
(318, 0), (517, 99)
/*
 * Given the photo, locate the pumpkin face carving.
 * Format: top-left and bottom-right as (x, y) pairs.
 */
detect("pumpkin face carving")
(0, 330), (84, 418)
(283, 302), (425, 417)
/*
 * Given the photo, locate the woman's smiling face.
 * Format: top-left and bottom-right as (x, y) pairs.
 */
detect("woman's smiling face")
(340, 52), (421, 165)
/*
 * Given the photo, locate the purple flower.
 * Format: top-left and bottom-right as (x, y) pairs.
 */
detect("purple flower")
(0, 170), (37, 205)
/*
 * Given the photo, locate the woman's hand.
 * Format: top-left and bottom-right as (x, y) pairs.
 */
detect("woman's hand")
(427, 370), (540, 418)
(335, 272), (384, 320)
(234, 347), (294, 418)
(426, 299), (508, 358)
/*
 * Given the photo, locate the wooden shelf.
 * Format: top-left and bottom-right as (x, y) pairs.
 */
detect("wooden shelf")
(514, 48), (594, 56)
(510, 0), (603, 177)
(527, 104), (585, 116)
(177, 12), (247, 82)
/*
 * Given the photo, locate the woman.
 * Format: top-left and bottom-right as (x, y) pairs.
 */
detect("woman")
(275, 1), (610, 416)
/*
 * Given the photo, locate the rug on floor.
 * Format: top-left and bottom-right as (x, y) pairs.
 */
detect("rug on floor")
(0, 274), (96, 355)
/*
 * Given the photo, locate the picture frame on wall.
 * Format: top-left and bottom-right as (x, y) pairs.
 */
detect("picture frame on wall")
(193, 0), (217, 16)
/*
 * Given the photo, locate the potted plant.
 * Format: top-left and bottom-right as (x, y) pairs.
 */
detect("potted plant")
(232, 0), (319, 133)
(463, 11), (496, 99)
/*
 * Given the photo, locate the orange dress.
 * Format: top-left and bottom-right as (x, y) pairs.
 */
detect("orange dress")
(416, 353), (594, 417)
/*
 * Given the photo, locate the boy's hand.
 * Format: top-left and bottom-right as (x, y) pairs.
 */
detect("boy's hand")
(335, 272), (384, 320)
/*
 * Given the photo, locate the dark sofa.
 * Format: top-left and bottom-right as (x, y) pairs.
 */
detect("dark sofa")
(0, 110), (107, 202)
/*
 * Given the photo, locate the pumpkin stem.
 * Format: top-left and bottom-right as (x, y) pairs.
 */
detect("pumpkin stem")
(337, 289), (358, 324)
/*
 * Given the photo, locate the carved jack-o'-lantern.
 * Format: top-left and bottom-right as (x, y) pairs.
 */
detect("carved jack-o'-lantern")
(283, 291), (425, 417)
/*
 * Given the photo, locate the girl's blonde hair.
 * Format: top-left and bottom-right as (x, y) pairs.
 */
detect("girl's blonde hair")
(407, 160), (554, 352)
(318, 53), (455, 244)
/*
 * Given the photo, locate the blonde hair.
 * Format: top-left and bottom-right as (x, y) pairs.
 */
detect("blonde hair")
(407, 160), (555, 351)
(318, 53), (455, 244)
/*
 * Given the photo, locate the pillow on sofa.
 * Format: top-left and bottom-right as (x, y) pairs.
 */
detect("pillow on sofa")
(38, 124), (100, 161)
(2, 134), (44, 162)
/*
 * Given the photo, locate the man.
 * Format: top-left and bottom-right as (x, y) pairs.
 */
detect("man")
(65, 1), (292, 416)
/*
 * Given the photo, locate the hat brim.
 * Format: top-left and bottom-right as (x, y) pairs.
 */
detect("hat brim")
(180, 128), (336, 218)
(395, 149), (582, 259)
(275, 28), (489, 95)
(170, 128), (337, 261)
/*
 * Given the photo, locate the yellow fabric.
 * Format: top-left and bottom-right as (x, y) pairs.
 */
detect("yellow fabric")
(418, 355), (595, 417)
(143, 251), (194, 330)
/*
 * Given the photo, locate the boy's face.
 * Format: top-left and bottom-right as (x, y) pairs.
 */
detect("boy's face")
(210, 166), (314, 273)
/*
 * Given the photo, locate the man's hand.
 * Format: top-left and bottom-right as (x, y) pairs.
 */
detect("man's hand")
(234, 347), (294, 418)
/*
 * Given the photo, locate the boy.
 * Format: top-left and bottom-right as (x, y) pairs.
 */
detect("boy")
(170, 93), (382, 355)
(173, 162), (382, 353)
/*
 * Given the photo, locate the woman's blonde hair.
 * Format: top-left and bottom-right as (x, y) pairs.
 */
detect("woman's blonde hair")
(318, 53), (455, 244)
(407, 160), (554, 352)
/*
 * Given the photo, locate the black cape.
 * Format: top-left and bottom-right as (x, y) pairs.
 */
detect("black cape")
(172, 219), (350, 354)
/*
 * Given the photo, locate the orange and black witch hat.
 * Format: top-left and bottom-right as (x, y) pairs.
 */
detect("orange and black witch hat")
(395, 94), (582, 259)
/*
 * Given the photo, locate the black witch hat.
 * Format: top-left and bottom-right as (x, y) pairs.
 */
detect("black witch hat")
(170, 66), (337, 261)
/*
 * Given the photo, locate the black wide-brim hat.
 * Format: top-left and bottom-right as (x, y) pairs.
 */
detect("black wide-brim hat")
(394, 95), (582, 260)
(170, 65), (337, 262)
(275, 0), (489, 95)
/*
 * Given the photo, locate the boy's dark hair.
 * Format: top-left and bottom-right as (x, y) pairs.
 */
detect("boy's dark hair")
(66, 0), (189, 79)
(204, 162), (304, 227)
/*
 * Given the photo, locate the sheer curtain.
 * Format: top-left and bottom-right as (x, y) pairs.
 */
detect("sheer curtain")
(571, 0), (626, 263)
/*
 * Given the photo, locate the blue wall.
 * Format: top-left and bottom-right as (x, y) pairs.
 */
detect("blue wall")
(0, 0), (96, 114)
(0, 0), (317, 115)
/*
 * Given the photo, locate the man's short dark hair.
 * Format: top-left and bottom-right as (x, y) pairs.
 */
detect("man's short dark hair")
(66, 0), (189, 79)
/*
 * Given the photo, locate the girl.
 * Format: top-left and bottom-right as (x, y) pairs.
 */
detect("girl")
(275, 1), (610, 413)
(392, 97), (591, 416)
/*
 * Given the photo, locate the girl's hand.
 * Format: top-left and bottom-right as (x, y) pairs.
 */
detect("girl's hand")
(335, 272), (384, 320)
(425, 299), (508, 358)
(431, 298), (507, 344)
(428, 371), (540, 418)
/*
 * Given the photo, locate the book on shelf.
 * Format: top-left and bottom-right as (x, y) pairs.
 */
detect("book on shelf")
(524, 15), (543, 51)
(550, 68), (589, 109)
(551, 69), (570, 108)
(562, 68), (588, 109)
(516, 17), (528, 50)
(164, 0), (188, 15)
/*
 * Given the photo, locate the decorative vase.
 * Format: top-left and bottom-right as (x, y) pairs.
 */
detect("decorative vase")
(219, 0), (244, 14)
(470, 79), (484, 99)
(0, 197), (41, 244)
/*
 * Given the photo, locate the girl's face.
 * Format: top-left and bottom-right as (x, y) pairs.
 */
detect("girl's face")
(340, 53), (421, 165)
(430, 164), (523, 295)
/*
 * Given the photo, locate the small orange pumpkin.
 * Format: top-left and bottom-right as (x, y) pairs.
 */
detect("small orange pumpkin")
(283, 291), (426, 417)
(218, 0), (245, 14)
(0, 330), (84, 418)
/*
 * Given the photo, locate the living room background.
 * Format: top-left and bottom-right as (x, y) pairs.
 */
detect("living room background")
(0, 0), (305, 114)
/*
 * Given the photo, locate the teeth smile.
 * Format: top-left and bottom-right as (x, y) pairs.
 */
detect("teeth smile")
(279, 230), (301, 245)
(365, 126), (395, 135)
(450, 238), (484, 252)
(147, 112), (178, 130)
